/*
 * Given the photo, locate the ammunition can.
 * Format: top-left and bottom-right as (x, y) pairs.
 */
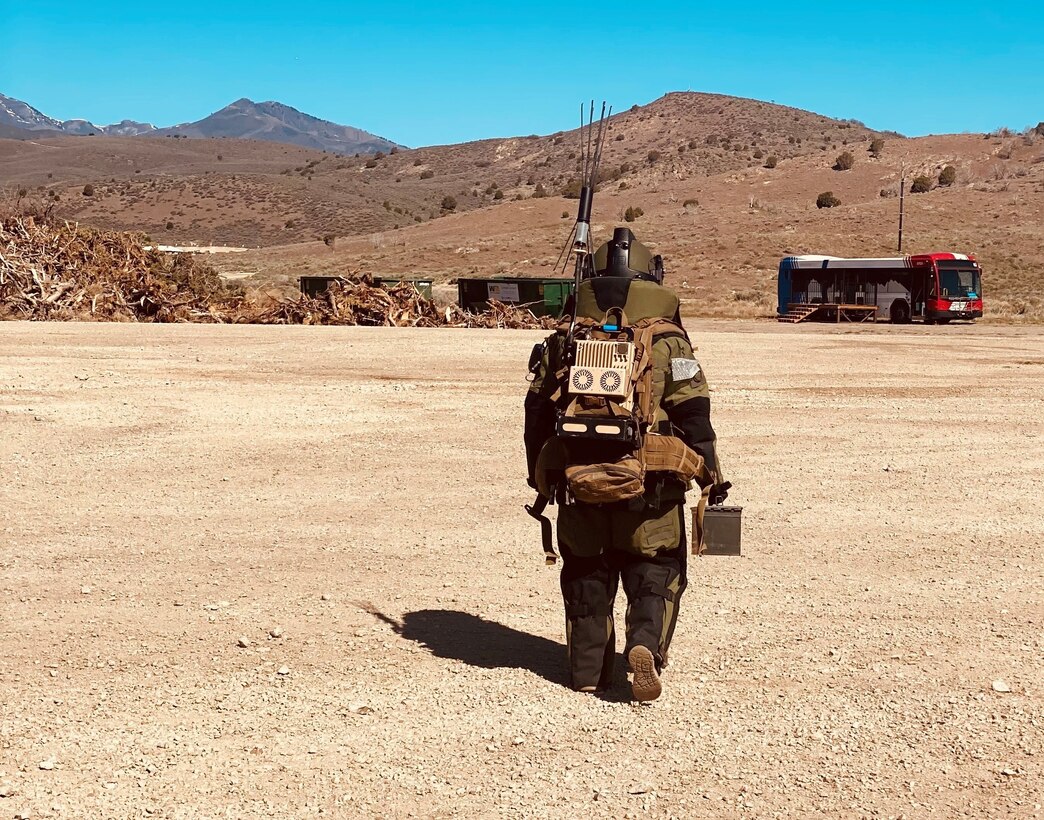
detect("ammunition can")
(696, 505), (743, 556)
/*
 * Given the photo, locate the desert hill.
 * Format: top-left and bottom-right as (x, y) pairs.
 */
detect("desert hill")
(215, 129), (1044, 321)
(0, 134), (409, 244)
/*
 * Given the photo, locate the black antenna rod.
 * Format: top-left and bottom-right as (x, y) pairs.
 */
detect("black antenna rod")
(565, 101), (609, 347)
(588, 99), (597, 183)
(579, 103), (588, 184)
(589, 102), (611, 189)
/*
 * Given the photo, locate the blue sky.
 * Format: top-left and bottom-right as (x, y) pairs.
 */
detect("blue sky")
(2, 1), (1041, 146)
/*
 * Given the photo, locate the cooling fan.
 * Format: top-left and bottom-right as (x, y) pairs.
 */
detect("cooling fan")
(570, 369), (595, 392)
(567, 340), (634, 398)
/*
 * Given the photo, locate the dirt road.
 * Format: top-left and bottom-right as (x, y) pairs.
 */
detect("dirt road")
(1, 322), (1042, 818)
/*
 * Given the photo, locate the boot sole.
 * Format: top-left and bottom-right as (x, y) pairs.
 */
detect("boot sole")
(628, 646), (662, 702)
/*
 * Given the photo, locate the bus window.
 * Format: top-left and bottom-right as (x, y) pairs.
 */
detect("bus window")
(939, 267), (979, 298)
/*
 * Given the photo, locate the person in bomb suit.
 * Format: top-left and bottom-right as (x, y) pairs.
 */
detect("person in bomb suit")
(524, 228), (727, 701)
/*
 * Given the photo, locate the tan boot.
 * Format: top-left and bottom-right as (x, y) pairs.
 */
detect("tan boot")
(627, 645), (662, 702)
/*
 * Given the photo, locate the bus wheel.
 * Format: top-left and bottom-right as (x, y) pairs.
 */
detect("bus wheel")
(889, 300), (911, 324)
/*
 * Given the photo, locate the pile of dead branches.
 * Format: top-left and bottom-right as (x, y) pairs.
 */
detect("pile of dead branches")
(450, 298), (558, 330)
(0, 207), (239, 322)
(0, 206), (555, 329)
(247, 276), (556, 329)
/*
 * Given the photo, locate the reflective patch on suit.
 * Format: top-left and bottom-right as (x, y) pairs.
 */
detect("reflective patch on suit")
(670, 358), (702, 382)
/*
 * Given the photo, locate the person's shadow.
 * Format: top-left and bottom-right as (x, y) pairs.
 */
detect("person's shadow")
(360, 606), (565, 685)
(359, 605), (631, 697)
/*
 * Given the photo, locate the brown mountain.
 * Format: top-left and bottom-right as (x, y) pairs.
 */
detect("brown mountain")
(150, 98), (400, 155)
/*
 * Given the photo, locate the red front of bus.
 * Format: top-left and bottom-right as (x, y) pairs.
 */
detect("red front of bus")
(926, 256), (984, 322)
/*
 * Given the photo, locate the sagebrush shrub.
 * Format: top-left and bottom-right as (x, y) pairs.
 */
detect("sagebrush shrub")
(911, 175), (933, 194)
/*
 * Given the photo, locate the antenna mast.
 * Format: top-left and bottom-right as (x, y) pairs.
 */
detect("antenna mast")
(565, 101), (611, 342)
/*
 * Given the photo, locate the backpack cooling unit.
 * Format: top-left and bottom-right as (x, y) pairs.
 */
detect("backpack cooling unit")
(568, 340), (635, 399)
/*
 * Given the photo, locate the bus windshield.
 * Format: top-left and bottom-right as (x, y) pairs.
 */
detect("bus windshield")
(937, 264), (980, 298)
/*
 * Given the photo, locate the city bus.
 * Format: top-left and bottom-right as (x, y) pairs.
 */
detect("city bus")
(777, 253), (984, 324)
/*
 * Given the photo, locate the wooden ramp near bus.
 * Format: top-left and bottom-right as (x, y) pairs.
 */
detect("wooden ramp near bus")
(778, 303), (879, 323)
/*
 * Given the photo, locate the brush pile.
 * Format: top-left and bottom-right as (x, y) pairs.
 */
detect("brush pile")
(0, 207), (555, 329)
(452, 298), (559, 330)
(251, 276), (556, 329)
(0, 208), (238, 322)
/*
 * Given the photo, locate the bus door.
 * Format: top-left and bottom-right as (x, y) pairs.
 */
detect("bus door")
(910, 271), (929, 317)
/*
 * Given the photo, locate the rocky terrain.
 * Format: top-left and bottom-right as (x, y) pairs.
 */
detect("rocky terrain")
(1, 321), (1042, 817)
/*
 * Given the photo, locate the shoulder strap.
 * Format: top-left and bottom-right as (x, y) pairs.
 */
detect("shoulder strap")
(628, 317), (690, 426)
(525, 495), (557, 565)
(633, 316), (690, 343)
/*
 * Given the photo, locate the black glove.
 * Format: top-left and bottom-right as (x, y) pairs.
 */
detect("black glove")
(709, 481), (732, 506)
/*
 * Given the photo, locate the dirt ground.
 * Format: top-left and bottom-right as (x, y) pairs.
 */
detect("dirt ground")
(1, 321), (1042, 818)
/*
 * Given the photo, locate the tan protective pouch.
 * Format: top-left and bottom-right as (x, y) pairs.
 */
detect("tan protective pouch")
(641, 434), (713, 487)
(564, 456), (645, 504)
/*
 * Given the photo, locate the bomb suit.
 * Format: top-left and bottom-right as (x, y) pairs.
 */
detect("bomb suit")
(524, 229), (725, 700)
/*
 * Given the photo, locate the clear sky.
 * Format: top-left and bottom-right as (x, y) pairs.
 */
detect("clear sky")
(2, 0), (1041, 147)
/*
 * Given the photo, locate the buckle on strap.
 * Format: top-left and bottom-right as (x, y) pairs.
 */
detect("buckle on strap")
(525, 494), (558, 566)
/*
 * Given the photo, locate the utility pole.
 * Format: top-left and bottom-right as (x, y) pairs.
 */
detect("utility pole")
(898, 163), (906, 254)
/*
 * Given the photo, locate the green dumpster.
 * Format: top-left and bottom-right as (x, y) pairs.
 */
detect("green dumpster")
(299, 275), (434, 300)
(299, 275), (347, 299)
(457, 277), (576, 318)
(373, 277), (434, 300)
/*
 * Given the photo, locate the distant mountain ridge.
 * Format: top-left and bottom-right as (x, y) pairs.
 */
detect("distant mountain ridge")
(150, 98), (401, 155)
(0, 93), (155, 136)
(0, 92), (399, 154)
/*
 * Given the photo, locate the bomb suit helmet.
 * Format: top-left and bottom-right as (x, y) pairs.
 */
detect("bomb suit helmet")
(592, 227), (665, 284)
